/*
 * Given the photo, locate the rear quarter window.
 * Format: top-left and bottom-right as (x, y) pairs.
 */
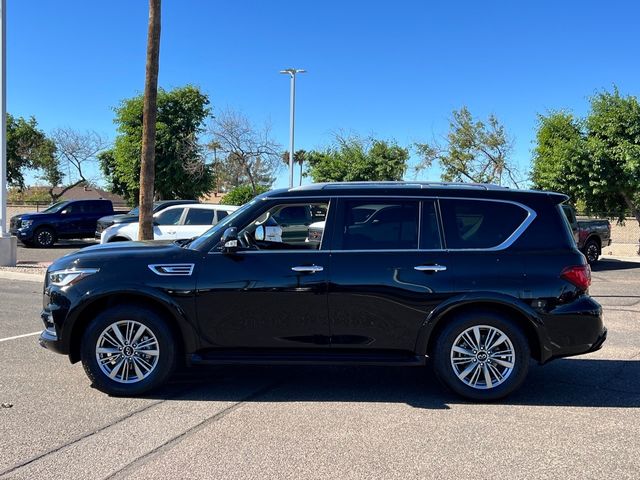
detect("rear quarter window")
(440, 199), (529, 249)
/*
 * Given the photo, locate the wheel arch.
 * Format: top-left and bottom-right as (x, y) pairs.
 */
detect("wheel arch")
(66, 290), (198, 364)
(416, 296), (550, 363)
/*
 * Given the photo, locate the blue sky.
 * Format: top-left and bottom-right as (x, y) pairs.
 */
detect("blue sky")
(9, 0), (640, 188)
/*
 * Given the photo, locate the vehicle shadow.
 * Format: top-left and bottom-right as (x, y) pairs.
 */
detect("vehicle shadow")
(139, 358), (640, 409)
(592, 259), (640, 272)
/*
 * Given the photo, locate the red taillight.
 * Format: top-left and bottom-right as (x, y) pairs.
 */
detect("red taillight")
(560, 265), (592, 290)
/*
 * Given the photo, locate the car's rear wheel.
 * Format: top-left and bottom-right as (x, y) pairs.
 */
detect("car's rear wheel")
(583, 239), (600, 264)
(432, 311), (530, 401)
(33, 227), (56, 248)
(80, 305), (176, 396)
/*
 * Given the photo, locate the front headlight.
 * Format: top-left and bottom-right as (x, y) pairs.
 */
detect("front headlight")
(21, 219), (33, 228)
(48, 268), (99, 287)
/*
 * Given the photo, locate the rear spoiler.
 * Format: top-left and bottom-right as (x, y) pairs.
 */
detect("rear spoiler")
(547, 192), (569, 205)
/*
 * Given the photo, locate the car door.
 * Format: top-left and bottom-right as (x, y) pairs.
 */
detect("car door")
(174, 207), (216, 240)
(57, 202), (85, 237)
(328, 198), (455, 353)
(153, 207), (186, 240)
(195, 198), (333, 349)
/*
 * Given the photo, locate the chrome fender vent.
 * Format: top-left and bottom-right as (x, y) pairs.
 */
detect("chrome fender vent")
(148, 264), (195, 276)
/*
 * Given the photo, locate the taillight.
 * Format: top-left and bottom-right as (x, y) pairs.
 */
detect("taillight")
(560, 265), (591, 290)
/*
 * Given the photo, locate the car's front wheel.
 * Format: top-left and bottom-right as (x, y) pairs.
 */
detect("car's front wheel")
(432, 311), (530, 401)
(80, 305), (176, 396)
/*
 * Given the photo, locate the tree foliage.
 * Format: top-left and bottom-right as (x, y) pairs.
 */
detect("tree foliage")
(306, 135), (408, 183)
(281, 150), (307, 186)
(416, 106), (520, 186)
(101, 85), (214, 203)
(209, 109), (281, 194)
(6, 114), (57, 188)
(531, 87), (640, 253)
(220, 184), (269, 206)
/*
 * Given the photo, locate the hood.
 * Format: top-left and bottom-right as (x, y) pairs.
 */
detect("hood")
(49, 240), (194, 270)
(98, 214), (138, 224)
(12, 211), (54, 221)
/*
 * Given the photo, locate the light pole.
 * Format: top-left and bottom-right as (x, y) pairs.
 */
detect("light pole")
(0, 0), (16, 266)
(279, 68), (305, 188)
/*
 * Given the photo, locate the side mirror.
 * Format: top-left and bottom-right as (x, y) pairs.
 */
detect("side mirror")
(254, 225), (265, 241)
(60, 209), (68, 215)
(221, 227), (239, 253)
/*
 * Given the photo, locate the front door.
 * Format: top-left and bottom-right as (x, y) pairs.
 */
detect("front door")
(328, 198), (455, 353)
(196, 199), (332, 349)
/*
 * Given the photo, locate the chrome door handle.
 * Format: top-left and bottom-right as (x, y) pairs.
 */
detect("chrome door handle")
(414, 264), (447, 272)
(291, 265), (324, 273)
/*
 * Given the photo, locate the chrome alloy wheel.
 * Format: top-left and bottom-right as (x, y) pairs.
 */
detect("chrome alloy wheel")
(95, 320), (160, 384)
(37, 230), (54, 246)
(450, 325), (515, 390)
(586, 243), (599, 263)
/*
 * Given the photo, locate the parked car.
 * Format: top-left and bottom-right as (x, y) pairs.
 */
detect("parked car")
(9, 199), (128, 248)
(100, 203), (238, 243)
(562, 205), (612, 264)
(95, 199), (199, 240)
(39, 182), (606, 401)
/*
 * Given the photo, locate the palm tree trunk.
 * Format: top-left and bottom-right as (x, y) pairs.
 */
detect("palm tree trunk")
(138, 0), (161, 240)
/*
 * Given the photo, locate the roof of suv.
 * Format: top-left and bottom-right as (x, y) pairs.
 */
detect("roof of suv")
(263, 181), (567, 203)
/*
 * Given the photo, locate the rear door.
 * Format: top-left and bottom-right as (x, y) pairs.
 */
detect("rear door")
(327, 198), (454, 353)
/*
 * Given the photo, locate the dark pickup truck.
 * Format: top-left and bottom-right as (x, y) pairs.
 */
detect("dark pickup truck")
(10, 199), (128, 248)
(562, 205), (612, 264)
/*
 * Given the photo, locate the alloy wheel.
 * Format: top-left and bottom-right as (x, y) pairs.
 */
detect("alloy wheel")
(450, 325), (515, 390)
(95, 320), (160, 384)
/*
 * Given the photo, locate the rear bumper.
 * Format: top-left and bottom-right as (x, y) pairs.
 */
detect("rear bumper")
(540, 295), (606, 363)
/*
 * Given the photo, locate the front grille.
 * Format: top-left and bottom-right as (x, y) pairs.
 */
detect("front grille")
(96, 221), (113, 234)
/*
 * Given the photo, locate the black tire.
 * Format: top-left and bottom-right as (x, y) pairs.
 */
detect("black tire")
(33, 227), (57, 248)
(432, 311), (530, 401)
(583, 239), (600, 264)
(80, 305), (176, 396)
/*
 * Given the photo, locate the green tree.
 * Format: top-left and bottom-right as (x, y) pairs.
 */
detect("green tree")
(306, 135), (408, 182)
(281, 149), (306, 186)
(531, 87), (640, 253)
(220, 184), (269, 206)
(6, 114), (57, 188)
(583, 89), (640, 223)
(101, 85), (214, 204)
(531, 111), (587, 197)
(416, 106), (520, 186)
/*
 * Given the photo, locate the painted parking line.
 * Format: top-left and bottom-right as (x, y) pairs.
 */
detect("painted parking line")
(0, 331), (41, 343)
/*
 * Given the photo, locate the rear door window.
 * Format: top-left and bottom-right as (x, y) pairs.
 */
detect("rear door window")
(184, 208), (216, 225)
(439, 199), (528, 249)
(336, 200), (419, 250)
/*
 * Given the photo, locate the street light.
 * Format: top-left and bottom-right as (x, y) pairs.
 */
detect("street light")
(0, 0), (16, 266)
(280, 68), (306, 188)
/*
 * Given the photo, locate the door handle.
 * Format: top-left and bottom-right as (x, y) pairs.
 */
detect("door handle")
(414, 264), (447, 273)
(291, 265), (324, 273)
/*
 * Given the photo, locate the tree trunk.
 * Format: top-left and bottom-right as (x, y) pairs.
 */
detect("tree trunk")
(622, 193), (640, 256)
(138, 0), (161, 240)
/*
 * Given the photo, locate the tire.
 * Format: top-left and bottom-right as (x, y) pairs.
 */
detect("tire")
(432, 311), (530, 401)
(80, 305), (176, 396)
(33, 227), (57, 248)
(583, 239), (600, 264)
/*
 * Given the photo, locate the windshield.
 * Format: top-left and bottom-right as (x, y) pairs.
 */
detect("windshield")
(188, 199), (258, 250)
(42, 201), (69, 213)
(128, 207), (139, 215)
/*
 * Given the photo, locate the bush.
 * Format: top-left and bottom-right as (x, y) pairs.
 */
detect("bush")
(220, 184), (270, 206)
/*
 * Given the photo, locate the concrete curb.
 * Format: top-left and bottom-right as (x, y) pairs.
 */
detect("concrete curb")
(0, 270), (44, 284)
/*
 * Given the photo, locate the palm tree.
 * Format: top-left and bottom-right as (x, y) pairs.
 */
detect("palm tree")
(138, 0), (161, 240)
(282, 149), (307, 186)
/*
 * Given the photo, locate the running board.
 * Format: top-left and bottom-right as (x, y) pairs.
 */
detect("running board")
(189, 351), (427, 367)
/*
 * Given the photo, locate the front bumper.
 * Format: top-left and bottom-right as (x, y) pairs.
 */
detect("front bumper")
(9, 227), (34, 242)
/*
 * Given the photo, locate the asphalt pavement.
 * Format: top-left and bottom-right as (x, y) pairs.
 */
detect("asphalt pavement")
(0, 259), (639, 479)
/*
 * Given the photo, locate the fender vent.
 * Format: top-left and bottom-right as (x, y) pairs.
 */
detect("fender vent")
(148, 264), (195, 276)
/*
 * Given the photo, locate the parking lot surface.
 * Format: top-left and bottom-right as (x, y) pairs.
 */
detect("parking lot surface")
(0, 259), (639, 479)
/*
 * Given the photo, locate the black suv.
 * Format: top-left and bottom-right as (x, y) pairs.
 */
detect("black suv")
(40, 182), (606, 401)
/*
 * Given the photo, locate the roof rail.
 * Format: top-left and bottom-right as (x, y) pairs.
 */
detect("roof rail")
(289, 181), (508, 191)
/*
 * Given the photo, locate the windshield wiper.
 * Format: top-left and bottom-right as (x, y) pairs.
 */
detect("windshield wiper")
(174, 237), (197, 248)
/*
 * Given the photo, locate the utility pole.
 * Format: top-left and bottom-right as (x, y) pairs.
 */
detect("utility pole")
(279, 68), (305, 188)
(0, 0), (17, 266)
